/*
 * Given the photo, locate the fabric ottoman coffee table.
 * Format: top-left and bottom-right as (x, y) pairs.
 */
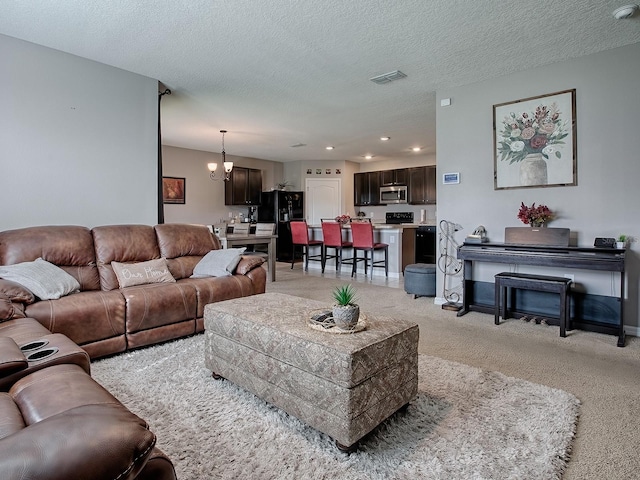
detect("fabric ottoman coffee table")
(204, 292), (418, 451)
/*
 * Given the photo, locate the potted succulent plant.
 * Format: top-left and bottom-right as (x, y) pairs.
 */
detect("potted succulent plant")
(331, 284), (359, 329)
(617, 235), (627, 249)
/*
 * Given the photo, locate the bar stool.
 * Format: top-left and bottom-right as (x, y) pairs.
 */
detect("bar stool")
(290, 220), (324, 271)
(350, 220), (388, 278)
(320, 219), (353, 273)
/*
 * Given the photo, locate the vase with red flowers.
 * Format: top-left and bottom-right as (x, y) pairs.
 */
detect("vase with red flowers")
(517, 202), (554, 227)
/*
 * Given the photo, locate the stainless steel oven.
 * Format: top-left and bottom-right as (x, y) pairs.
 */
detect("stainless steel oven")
(379, 185), (407, 204)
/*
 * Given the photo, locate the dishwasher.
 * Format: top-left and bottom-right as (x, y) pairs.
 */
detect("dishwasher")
(415, 225), (437, 264)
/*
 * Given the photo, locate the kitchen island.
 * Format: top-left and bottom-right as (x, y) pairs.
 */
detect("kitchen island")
(307, 223), (429, 277)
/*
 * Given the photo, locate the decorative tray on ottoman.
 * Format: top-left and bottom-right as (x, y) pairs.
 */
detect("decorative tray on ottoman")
(308, 309), (367, 334)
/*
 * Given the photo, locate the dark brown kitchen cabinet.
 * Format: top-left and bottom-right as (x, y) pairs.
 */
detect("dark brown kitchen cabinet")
(380, 168), (408, 186)
(225, 167), (262, 205)
(354, 171), (381, 206)
(408, 166), (436, 204)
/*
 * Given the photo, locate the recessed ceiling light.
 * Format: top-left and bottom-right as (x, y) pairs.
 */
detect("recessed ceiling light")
(364, 155), (374, 160)
(412, 147), (422, 152)
(613, 4), (638, 19)
(326, 146), (334, 150)
(380, 136), (390, 141)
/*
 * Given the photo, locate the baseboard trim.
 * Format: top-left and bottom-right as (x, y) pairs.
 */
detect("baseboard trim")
(305, 262), (401, 279)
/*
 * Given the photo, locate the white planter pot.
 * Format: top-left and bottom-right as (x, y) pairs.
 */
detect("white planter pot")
(332, 305), (360, 329)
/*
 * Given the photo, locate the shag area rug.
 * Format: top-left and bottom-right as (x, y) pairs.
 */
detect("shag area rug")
(92, 335), (579, 480)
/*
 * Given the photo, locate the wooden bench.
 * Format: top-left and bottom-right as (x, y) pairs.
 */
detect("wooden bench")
(494, 272), (572, 337)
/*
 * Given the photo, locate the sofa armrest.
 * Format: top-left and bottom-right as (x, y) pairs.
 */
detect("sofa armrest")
(0, 403), (156, 480)
(135, 447), (177, 480)
(0, 279), (36, 304)
(0, 293), (27, 322)
(0, 279), (34, 321)
(235, 256), (265, 275)
(0, 337), (28, 376)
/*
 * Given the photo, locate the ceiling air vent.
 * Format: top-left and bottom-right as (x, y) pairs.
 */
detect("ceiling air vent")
(290, 143), (306, 148)
(369, 70), (407, 85)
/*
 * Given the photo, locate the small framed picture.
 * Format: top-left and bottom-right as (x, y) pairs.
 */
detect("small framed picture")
(325, 169), (331, 175)
(316, 169), (322, 175)
(335, 168), (341, 174)
(162, 177), (186, 204)
(306, 169), (312, 174)
(443, 172), (460, 185)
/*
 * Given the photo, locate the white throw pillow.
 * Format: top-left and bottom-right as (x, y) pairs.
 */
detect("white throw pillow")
(0, 258), (80, 300)
(111, 258), (176, 288)
(191, 248), (246, 278)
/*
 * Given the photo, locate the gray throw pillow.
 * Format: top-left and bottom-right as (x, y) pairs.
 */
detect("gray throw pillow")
(111, 258), (176, 288)
(191, 248), (246, 278)
(0, 258), (80, 300)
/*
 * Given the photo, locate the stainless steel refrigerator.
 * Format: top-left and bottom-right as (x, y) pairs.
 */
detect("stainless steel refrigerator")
(258, 190), (304, 261)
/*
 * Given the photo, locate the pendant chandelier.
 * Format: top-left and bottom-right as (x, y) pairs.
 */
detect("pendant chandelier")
(208, 130), (234, 181)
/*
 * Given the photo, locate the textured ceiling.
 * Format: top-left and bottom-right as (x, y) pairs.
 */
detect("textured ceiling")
(1, 1), (639, 162)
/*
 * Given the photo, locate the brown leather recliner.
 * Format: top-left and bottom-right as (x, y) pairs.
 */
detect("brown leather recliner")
(1, 286), (176, 478)
(0, 364), (176, 480)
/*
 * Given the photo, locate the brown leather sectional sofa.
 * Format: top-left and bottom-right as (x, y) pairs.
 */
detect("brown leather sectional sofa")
(0, 223), (266, 358)
(0, 223), (267, 479)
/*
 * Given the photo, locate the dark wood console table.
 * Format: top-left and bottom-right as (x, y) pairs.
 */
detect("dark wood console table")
(457, 242), (626, 346)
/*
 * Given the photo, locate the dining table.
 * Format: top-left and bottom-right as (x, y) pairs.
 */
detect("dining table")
(223, 233), (278, 282)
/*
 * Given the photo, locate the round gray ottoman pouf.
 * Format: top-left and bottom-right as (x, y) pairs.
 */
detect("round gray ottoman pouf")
(404, 263), (436, 298)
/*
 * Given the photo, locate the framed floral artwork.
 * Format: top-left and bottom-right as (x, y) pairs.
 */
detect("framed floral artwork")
(162, 177), (185, 204)
(493, 89), (576, 190)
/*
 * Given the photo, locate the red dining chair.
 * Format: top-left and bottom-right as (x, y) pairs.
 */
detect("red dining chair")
(320, 219), (353, 273)
(290, 220), (324, 271)
(350, 220), (388, 278)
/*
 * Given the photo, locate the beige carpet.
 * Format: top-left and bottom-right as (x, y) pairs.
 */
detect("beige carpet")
(92, 334), (578, 479)
(264, 266), (640, 480)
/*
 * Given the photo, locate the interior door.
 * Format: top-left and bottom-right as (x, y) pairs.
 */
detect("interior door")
(305, 178), (342, 225)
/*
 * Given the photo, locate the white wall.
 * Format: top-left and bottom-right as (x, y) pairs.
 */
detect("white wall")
(0, 34), (158, 230)
(436, 43), (640, 334)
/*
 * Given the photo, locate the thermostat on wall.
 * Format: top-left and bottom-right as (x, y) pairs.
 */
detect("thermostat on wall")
(443, 172), (460, 184)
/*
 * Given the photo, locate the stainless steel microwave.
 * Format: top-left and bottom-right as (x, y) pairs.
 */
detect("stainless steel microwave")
(380, 185), (407, 204)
